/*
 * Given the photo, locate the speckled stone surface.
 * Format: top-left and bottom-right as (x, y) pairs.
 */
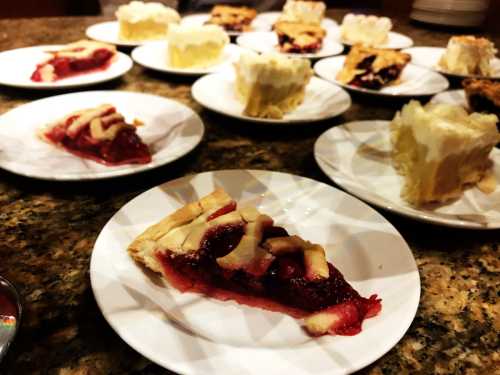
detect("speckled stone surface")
(0, 10), (499, 375)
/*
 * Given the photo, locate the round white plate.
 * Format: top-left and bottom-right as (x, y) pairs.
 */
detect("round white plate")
(236, 31), (344, 59)
(132, 42), (243, 76)
(431, 89), (467, 107)
(86, 21), (150, 47)
(0, 91), (204, 180)
(315, 121), (500, 229)
(0, 45), (132, 90)
(192, 72), (351, 124)
(403, 47), (500, 79)
(330, 30), (413, 50)
(314, 56), (449, 96)
(252, 11), (339, 32)
(181, 13), (254, 36)
(90, 169), (420, 375)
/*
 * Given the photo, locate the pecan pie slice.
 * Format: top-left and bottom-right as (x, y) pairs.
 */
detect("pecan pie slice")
(274, 21), (326, 53)
(128, 189), (381, 336)
(31, 40), (116, 82)
(337, 45), (410, 90)
(39, 104), (151, 166)
(205, 5), (257, 32)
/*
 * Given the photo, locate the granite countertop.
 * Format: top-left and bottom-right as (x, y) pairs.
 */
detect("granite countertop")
(0, 10), (499, 375)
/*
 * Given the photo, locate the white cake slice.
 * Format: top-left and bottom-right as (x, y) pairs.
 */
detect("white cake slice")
(340, 13), (392, 47)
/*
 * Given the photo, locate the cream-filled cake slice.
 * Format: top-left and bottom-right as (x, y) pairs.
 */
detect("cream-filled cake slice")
(116, 1), (180, 41)
(438, 36), (497, 77)
(278, 0), (326, 26)
(167, 24), (229, 68)
(340, 13), (392, 47)
(390, 100), (500, 206)
(234, 52), (313, 119)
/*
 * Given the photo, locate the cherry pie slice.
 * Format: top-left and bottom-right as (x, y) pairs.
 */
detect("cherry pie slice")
(205, 5), (257, 32)
(39, 104), (151, 166)
(274, 21), (326, 54)
(128, 189), (381, 336)
(31, 40), (116, 82)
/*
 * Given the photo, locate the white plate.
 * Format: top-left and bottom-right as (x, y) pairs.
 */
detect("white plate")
(236, 31), (344, 59)
(192, 72), (351, 124)
(330, 29), (413, 50)
(315, 121), (500, 229)
(0, 91), (204, 180)
(252, 11), (339, 32)
(181, 13), (255, 36)
(0, 45), (132, 90)
(431, 89), (468, 108)
(132, 42), (243, 76)
(403, 47), (500, 79)
(314, 56), (449, 97)
(86, 21), (150, 47)
(90, 169), (420, 375)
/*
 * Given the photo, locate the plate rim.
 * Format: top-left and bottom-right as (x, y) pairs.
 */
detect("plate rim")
(191, 72), (352, 124)
(339, 31), (414, 49)
(0, 90), (205, 181)
(314, 120), (500, 229)
(90, 168), (421, 375)
(86, 20), (144, 47)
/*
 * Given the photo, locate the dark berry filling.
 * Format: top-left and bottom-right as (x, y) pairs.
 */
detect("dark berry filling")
(349, 56), (404, 90)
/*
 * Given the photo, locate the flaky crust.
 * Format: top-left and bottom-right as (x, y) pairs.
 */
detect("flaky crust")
(337, 44), (411, 84)
(127, 188), (232, 272)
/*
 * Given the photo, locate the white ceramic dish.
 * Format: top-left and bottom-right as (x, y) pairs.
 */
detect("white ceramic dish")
(90, 169), (420, 375)
(252, 11), (339, 32)
(331, 29), (413, 50)
(431, 89), (468, 107)
(0, 45), (132, 90)
(315, 120), (500, 229)
(0, 91), (204, 180)
(191, 72), (351, 124)
(403, 46), (500, 79)
(132, 42), (243, 76)
(314, 56), (449, 97)
(236, 31), (344, 59)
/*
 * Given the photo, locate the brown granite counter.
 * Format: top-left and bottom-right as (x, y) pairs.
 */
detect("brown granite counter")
(0, 11), (499, 375)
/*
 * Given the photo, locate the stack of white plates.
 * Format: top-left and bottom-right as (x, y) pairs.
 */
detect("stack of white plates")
(411, 0), (490, 27)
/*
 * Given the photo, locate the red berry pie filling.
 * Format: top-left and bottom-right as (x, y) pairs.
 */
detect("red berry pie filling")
(128, 189), (381, 336)
(39, 104), (151, 166)
(31, 40), (116, 82)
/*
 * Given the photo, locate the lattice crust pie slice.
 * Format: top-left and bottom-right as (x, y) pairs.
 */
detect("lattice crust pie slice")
(337, 45), (411, 90)
(463, 79), (500, 122)
(39, 104), (151, 166)
(438, 36), (497, 77)
(234, 51), (313, 119)
(391, 101), (500, 206)
(128, 188), (381, 336)
(206, 5), (257, 32)
(31, 40), (117, 82)
(274, 21), (326, 54)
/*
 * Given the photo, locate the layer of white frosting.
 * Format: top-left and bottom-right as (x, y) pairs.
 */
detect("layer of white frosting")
(235, 51), (312, 87)
(393, 100), (499, 161)
(167, 24), (229, 49)
(340, 13), (392, 46)
(116, 1), (180, 24)
(280, 0), (326, 25)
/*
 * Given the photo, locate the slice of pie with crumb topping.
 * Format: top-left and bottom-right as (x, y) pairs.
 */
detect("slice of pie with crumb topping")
(128, 188), (381, 336)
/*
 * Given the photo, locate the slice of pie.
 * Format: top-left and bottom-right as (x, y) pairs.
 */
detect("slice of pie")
(340, 13), (392, 47)
(39, 104), (151, 166)
(128, 189), (381, 336)
(278, 0), (326, 26)
(463, 79), (500, 121)
(337, 45), (411, 90)
(206, 5), (257, 32)
(31, 40), (117, 82)
(274, 21), (326, 54)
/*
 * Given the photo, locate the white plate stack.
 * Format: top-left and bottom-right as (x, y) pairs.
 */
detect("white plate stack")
(411, 0), (490, 27)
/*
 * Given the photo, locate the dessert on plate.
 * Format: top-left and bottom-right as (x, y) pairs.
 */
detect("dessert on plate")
(31, 40), (116, 82)
(277, 0), (326, 26)
(206, 5), (257, 32)
(234, 51), (313, 119)
(128, 188), (381, 336)
(39, 104), (151, 166)
(274, 21), (326, 53)
(340, 13), (392, 47)
(463, 79), (500, 120)
(167, 24), (229, 68)
(390, 100), (500, 206)
(115, 1), (180, 41)
(438, 36), (497, 77)
(336, 45), (411, 90)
